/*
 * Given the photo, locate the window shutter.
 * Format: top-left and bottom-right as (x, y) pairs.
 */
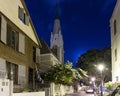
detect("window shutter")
(19, 33), (25, 54)
(1, 16), (7, 44)
(0, 16), (1, 40)
(0, 58), (6, 78)
(25, 14), (29, 25)
(18, 7), (24, 20)
(36, 48), (40, 63)
(18, 65), (25, 85)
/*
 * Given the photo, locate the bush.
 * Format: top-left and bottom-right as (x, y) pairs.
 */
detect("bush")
(105, 81), (120, 91)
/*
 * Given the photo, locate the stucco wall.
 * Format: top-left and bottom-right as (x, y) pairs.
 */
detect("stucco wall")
(0, 0), (38, 45)
(110, 0), (120, 82)
(13, 92), (45, 96)
(0, 79), (13, 96)
(40, 53), (60, 72)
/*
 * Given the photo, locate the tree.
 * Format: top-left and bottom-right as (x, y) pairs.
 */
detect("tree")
(41, 62), (86, 85)
(76, 46), (111, 83)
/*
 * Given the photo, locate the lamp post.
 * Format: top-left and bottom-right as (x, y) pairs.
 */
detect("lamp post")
(91, 77), (96, 92)
(91, 77), (95, 87)
(98, 64), (104, 96)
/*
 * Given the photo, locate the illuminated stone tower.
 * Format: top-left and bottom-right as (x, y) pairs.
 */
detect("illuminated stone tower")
(50, 3), (64, 63)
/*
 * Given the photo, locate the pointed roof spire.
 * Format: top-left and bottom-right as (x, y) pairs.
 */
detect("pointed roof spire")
(55, 0), (59, 19)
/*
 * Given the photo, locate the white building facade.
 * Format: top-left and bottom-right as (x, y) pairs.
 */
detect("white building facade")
(110, 0), (120, 82)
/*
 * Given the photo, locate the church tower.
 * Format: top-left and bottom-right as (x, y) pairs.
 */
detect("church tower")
(50, 3), (64, 63)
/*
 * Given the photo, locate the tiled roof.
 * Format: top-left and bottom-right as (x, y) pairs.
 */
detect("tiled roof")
(40, 39), (52, 54)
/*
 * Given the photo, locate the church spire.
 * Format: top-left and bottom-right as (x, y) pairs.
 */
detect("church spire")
(50, 0), (64, 63)
(55, 0), (59, 19)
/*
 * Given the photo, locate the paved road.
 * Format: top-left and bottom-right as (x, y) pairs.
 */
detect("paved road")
(66, 91), (95, 96)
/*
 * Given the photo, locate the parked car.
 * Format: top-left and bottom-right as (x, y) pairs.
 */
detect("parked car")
(108, 85), (120, 96)
(86, 89), (94, 94)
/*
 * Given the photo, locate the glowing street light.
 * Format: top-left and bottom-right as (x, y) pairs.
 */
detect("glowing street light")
(91, 77), (95, 82)
(98, 64), (104, 72)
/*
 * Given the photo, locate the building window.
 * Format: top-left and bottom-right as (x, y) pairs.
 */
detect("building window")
(7, 24), (12, 46)
(6, 62), (18, 84)
(7, 24), (19, 51)
(28, 68), (33, 88)
(115, 49), (117, 61)
(114, 20), (117, 35)
(18, 6), (29, 25)
(18, 6), (24, 22)
(11, 31), (19, 50)
(6, 61), (11, 80)
(12, 64), (18, 84)
(33, 46), (36, 62)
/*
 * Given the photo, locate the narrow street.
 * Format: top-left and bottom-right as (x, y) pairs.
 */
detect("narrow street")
(66, 91), (94, 96)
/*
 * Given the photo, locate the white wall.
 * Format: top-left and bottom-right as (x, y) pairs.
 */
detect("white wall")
(110, 0), (120, 82)
(0, 79), (13, 96)
(13, 92), (45, 96)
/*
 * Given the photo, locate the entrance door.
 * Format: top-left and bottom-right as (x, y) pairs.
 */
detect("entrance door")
(28, 68), (33, 89)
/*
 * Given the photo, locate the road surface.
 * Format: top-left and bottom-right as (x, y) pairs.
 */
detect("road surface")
(66, 91), (95, 96)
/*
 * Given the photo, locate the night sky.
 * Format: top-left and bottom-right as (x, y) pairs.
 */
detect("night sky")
(25, 0), (117, 66)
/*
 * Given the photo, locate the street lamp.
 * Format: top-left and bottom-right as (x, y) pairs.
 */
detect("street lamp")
(91, 77), (95, 82)
(98, 64), (104, 96)
(91, 77), (96, 92)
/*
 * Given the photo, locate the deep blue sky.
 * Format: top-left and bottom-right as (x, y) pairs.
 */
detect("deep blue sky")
(25, 0), (117, 65)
